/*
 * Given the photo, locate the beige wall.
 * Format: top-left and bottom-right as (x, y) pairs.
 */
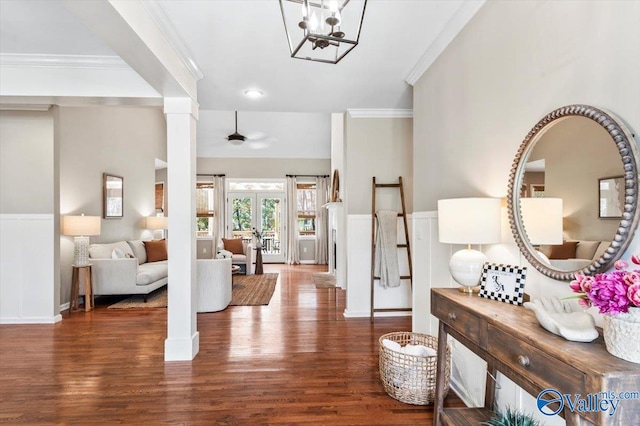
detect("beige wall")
(58, 106), (166, 305)
(413, 0), (640, 211)
(412, 0), (640, 416)
(344, 116), (413, 215)
(0, 111), (55, 214)
(197, 158), (330, 178)
(529, 116), (622, 241)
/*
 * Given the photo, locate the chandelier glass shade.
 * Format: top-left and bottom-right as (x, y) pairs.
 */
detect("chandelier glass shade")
(279, 0), (367, 64)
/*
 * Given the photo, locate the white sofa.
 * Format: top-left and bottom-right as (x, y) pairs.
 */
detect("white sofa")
(85, 240), (167, 301)
(540, 240), (611, 270)
(197, 257), (232, 312)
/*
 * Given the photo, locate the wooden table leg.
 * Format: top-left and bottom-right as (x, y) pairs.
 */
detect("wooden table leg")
(70, 267), (80, 312)
(434, 321), (448, 426)
(84, 266), (93, 312)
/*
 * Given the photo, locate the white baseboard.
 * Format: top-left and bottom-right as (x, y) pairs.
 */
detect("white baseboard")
(60, 302), (70, 312)
(0, 314), (62, 324)
(164, 332), (200, 361)
(299, 260), (316, 265)
(343, 309), (412, 318)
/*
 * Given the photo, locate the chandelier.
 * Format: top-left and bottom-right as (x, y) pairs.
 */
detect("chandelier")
(279, 0), (367, 64)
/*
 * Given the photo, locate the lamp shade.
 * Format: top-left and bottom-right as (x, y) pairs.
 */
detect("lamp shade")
(62, 215), (101, 236)
(437, 198), (502, 244)
(520, 198), (563, 245)
(146, 216), (168, 230)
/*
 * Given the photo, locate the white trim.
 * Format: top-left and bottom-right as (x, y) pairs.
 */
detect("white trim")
(405, 0), (486, 86)
(164, 332), (200, 361)
(343, 310), (412, 318)
(0, 314), (62, 325)
(0, 104), (52, 111)
(0, 53), (130, 70)
(60, 302), (71, 312)
(411, 210), (438, 219)
(347, 109), (413, 119)
(143, 0), (205, 81)
(299, 260), (316, 265)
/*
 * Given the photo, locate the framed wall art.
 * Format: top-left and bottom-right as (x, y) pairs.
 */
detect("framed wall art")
(479, 263), (527, 306)
(103, 173), (124, 218)
(599, 175), (624, 219)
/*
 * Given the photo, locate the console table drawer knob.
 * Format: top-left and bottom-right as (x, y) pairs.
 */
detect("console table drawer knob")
(448, 312), (457, 321)
(518, 355), (530, 367)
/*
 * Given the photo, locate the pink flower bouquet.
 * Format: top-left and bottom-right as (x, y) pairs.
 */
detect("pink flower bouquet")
(569, 256), (640, 315)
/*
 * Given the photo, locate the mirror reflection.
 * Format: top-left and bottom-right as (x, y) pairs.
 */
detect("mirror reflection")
(519, 116), (622, 272)
(508, 105), (640, 281)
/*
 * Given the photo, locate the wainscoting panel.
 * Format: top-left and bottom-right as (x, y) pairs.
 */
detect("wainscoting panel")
(0, 214), (60, 324)
(344, 214), (412, 318)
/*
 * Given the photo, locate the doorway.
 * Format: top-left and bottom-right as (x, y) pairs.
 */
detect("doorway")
(227, 181), (286, 263)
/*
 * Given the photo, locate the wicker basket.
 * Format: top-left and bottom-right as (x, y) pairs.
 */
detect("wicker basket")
(378, 331), (450, 405)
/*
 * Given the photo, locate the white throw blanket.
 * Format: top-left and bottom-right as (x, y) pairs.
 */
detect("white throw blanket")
(374, 210), (401, 288)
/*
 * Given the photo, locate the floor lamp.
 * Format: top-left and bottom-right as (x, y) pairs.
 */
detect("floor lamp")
(438, 198), (502, 293)
(62, 215), (101, 266)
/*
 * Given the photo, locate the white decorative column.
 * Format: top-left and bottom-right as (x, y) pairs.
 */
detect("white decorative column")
(164, 97), (199, 361)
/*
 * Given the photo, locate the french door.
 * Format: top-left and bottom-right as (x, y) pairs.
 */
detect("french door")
(227, 192), (285, 263)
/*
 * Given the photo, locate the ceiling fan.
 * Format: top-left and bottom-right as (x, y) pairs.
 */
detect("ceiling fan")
(224, 111), (274, 149)
(227, 111), (246, 145)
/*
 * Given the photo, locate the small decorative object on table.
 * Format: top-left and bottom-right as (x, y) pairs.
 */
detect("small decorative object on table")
(569, 256), (640, 363)
(524, 297), (598, 342)
(479, 263), (527, 306)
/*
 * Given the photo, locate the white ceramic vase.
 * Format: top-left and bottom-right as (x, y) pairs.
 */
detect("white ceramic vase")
(603, 307), (640, 363)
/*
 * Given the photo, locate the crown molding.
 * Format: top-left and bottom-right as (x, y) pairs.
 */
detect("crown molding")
(347, 109), (413, 119)
(0, 53), (130, 69)
(0, 104), (52, 111)
(143, 0), (204, 81)
(405, 0), (486, 86)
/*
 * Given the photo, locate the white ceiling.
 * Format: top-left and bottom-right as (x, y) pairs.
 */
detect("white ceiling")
(0, 0), (473, 158)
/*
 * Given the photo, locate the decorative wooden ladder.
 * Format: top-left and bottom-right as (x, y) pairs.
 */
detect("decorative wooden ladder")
(370, 176), (413, 322)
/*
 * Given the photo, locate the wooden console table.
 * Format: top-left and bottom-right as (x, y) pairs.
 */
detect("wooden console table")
(431, 288), (640, 425)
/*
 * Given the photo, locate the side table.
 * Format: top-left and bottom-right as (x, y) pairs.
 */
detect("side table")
(70, 264), (94, 312)
(254, 247), (264, 275)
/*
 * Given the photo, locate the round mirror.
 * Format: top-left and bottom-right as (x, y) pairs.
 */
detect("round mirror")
(508, 104), (640, 281)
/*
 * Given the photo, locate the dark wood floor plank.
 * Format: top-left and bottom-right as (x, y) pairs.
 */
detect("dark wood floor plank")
(0, 264), (464, 424)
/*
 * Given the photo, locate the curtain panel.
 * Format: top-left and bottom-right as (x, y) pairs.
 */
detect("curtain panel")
(315, 176), (329, 264)
(286, 176), (300, 264)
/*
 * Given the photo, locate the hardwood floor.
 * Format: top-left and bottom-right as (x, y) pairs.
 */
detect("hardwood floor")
(0, 264), (464, 425)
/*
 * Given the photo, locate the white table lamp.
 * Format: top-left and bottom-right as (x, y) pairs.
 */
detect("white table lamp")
(520, 198), (563, 264)
(62, 215), (101, 266)
(438, 198), (502, 293)
(146, 216), (168, 240)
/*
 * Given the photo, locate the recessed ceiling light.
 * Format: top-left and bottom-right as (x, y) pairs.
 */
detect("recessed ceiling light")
(244, 89), (264, 99)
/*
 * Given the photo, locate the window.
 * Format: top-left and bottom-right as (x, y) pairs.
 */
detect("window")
(297, 183), (316, 237)
(196, 182), (214, 237)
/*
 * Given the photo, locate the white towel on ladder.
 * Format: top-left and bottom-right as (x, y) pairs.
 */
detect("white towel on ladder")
(374, 210), (401, 288)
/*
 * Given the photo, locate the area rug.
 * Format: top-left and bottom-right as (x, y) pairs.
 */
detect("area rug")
(230, 273), (278, 306)
(108, 287), (167, 309)
(313, 272), (336, 289)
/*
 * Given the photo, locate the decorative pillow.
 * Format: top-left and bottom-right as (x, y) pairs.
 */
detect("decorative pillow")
(222, 238), (244, 255)
(111, 248), (126, 259)
(216, 249), (233, 259)
(126, 240), (147, 265)
(144, 239), (168, 262)
(548, 241), (578, 259)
